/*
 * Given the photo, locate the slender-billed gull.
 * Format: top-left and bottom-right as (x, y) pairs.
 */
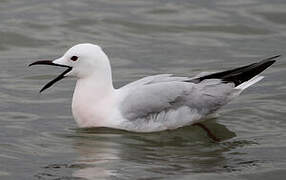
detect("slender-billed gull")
(29, 43), (279, 133)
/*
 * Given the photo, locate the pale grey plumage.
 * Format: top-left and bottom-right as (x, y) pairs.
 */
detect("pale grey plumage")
(119, 74), (238, 131)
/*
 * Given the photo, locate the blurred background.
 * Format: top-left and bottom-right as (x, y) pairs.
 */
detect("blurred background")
(0, 0), (286, 179)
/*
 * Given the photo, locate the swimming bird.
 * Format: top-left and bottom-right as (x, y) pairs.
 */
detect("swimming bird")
(29, 43), (279, 132)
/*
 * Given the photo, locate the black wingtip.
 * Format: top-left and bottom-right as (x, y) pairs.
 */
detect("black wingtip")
(221, 55), (280, 86)
(39, 88), (44, 93)
(189, 55), (281, 86)
(28, 62), (38, 67)
(258, 54), (281, 64)
(267, 54), (281, 60)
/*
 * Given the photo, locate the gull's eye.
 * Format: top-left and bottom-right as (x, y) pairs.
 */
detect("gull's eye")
(70, 56), (78, 61)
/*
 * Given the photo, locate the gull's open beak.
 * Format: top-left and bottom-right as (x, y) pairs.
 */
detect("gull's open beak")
(29, 60), (72, 93)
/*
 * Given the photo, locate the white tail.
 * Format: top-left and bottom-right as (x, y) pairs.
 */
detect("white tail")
(235, 75), (264, 90)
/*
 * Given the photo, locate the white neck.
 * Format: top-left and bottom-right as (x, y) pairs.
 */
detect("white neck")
(75, 69), (114, 97)
(71, 66), (116, 127)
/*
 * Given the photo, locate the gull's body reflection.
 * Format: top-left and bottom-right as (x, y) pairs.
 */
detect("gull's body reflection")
(69, 119), (240, 179)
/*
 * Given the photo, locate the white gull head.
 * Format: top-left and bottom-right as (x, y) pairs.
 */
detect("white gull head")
(54, 43), (112, 79)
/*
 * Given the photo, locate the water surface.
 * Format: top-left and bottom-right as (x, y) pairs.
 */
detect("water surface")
(0, 0), (286, 179)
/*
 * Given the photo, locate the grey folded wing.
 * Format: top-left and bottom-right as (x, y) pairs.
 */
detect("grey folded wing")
(119, 74), (236, 121)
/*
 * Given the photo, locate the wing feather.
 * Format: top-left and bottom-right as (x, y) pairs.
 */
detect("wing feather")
(119, 77), (235, 121)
